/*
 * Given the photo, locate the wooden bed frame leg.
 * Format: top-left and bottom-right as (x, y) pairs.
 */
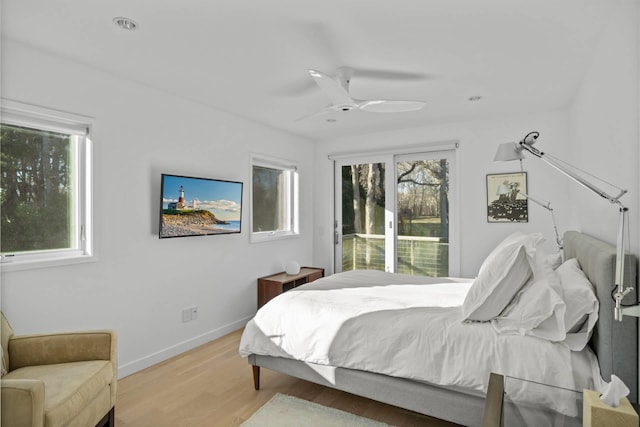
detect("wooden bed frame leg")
(252, 365), (260, 390)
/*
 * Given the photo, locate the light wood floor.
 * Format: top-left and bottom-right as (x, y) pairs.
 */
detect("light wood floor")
(115, 328), (459, 426)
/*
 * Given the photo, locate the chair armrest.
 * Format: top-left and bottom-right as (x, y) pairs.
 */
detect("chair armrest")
(9, 330), (117, 371)
(1, 379), (45, 427)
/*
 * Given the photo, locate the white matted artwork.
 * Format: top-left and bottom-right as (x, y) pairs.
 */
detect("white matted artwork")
(486, 172), (528, 223)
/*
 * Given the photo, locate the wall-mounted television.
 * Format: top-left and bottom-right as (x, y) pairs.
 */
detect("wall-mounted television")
(159, 174), (243, 238)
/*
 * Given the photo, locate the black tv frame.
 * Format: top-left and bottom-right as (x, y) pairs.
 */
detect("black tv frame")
(159, 173), (243, 239)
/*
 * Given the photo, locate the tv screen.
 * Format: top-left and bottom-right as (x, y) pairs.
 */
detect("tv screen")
(159, 174), (243, 238)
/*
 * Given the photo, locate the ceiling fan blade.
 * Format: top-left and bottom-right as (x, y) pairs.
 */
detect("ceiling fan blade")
(309, 69), (355, 107)
(279, 68), (436, 97)
(358, 100), (426, 113)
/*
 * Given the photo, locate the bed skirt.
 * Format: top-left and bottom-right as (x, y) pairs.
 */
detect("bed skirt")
(248, 354), (487, 426)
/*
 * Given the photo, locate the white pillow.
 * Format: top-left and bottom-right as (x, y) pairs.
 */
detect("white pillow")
(491, 259), (567, 341)
(556, 258), (599, 350)
(462, 232), (544, 322)
(547, 251), (563, 270)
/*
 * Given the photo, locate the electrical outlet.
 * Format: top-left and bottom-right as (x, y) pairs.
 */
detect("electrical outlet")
(182, 308), (191, 323)
(191, 306), (198, 320)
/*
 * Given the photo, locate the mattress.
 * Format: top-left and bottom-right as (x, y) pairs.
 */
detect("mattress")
(240, 270), (604, 415)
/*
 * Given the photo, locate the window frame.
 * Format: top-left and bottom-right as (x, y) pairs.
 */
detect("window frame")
(250, 154), (299, 243)
(0, 99), (94, 271)
(330, 141), (460, 276)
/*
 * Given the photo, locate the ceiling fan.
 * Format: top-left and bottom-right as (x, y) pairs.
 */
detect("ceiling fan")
(300, 67), (426, 120)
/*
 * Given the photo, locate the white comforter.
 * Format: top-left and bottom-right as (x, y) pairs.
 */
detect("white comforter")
(240, 270), (604, 412)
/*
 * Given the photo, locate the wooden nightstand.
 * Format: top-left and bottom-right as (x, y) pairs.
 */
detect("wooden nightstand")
(257, 267), (324, 309)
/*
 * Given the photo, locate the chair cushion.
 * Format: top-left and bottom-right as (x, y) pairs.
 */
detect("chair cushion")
(3, 360), (113, 426)
(1, 348), (6, 376)
(1, 312), (13, 375)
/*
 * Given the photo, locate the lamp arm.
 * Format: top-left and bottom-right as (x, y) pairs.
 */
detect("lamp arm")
(519, 191), (563, 249)
(549, 209), (563, 250)
(518, 142), (628, 206)
(531, 145), (633, 320)
(518, 191), (551, 211)
(615, 207), (633, 321)
(499, 132), (633, 321)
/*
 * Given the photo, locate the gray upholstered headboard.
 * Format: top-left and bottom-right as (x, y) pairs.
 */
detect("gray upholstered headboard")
(563, 230), (638, 403)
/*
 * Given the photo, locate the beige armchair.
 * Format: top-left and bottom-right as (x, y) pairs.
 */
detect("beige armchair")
(1, 312), (117, 427)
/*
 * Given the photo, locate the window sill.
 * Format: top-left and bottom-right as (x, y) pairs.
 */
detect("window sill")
(250, 231), (299, 244)
(0, 254), (97, 272)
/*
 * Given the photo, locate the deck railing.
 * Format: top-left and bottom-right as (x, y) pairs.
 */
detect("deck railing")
(341, 234), (449, 277)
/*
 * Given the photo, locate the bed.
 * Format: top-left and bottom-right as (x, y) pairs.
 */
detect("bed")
(240, 231), (638, 426)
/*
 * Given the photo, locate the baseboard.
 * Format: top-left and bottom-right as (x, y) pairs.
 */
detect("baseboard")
(117, 315), (252, 378)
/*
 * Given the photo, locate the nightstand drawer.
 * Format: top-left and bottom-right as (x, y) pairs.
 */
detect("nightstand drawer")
(307, 270), (324, 282)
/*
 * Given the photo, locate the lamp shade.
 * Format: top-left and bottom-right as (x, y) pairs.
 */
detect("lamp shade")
(494, 142), (525, 162)
(285, 260), (301, 275)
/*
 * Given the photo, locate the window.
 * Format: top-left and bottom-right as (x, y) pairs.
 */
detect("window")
(0, 100), (93, 270)
(250, 154), (298, 242)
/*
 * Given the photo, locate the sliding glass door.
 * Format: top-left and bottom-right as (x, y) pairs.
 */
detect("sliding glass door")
(334, 150), (457, 276)
(396, 154), (451, 276)
(336, 157), (392, 272)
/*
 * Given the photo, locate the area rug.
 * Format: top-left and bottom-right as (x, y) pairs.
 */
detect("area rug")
(241, 393), (394, 427)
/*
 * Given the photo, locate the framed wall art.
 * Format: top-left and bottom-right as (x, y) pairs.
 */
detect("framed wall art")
(159, 174), (243, 238)
(486, 172), (528, 223)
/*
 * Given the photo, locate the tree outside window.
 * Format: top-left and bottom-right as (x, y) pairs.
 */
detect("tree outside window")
(1, 124), (74, 252)
(0, 101), (92, 269)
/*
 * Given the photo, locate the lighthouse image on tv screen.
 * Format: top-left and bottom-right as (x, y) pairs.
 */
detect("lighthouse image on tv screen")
(159, 174), (243, 238)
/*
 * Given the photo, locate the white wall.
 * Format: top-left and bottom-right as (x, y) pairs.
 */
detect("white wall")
(312, 110), (573, 278)
(0, 40), (316, 377)
(568, 0), (639, 256)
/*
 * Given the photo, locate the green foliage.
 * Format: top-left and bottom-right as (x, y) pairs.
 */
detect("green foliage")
(341, 166), (356, 234)
(1, 124), (72, 253)
(163, 209), (215, 218)
(341, 164), (386, 235)
(398, 217), (443, 238)
(252, 166), (280, 232)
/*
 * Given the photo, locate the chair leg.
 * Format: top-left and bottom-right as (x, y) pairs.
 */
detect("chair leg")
(252, 365), (260, 390)
(107, 407), (115, 427)
(96, 407), (115, 427)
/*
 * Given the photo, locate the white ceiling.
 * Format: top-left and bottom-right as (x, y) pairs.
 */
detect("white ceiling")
(2, 0), (615, 141)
